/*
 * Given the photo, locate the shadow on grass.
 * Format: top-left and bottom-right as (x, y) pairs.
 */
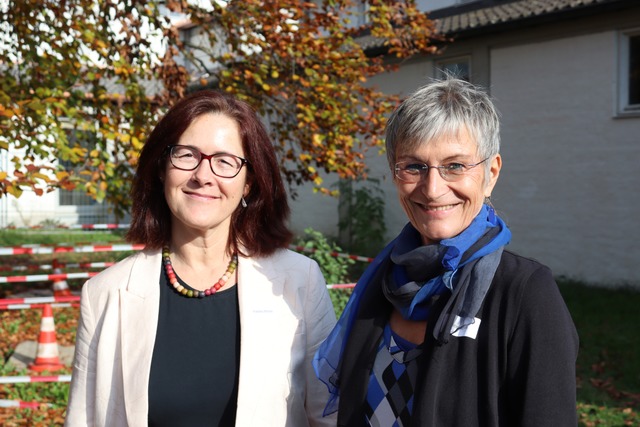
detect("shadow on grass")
(558, 278), (640, 426)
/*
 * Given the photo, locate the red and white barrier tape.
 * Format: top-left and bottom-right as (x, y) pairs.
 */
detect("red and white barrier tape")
(0, 261), (115, 273)
(0, 271), (98, 284)
(0, 243), (144, 256)
(72, 224), (129, 230)
(0, 296), (80, 305)
(288, 245), (374, 263)
(0, 375), (72, 384)
(326, 283), (356, 289)
(7, 241), (116, 247)
(2, 223), (129, 230)
(0, 243), (373, 264)
(0, 302), (80, 311)
(0, 296), (81, 310)
(0, 399), (55, 409)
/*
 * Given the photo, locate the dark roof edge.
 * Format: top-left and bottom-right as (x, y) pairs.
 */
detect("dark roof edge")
(428, 0), (519, 20)
(440, 0), (640, 40)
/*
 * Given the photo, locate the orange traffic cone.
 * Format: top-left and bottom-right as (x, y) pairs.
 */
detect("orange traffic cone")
(51, 259), (71, 297)
(29, 304), (64, 372)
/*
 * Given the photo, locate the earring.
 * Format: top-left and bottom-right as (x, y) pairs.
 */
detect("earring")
(241, 197), (247, 208)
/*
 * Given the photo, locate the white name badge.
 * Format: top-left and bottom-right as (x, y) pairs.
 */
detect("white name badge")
(451, 315), (481, 339)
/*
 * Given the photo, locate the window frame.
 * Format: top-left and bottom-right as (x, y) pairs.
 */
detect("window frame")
(435, 55), (472, 82)
(617, 28), (640, 117)
(57, 126), (99, 208)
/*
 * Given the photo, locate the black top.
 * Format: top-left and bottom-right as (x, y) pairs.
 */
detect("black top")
(337, 250), (579, 427)
(148, 265), (240, 427)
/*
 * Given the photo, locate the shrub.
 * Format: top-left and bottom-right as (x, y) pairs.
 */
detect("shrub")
(294, 227), (354, 316)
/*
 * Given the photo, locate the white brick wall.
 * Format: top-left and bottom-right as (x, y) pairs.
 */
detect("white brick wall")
(491, 31), (640, 286)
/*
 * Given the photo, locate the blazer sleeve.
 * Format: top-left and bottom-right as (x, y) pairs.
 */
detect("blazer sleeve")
(303, 260), (338, 427)
(64, 280), (97, 426)
(505, 265), (579, 426)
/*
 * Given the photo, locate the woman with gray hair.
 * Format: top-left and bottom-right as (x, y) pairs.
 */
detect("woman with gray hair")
(314, 77), (578, 426)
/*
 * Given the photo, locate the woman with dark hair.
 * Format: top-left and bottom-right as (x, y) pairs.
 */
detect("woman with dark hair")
(65, 90), (337, 426)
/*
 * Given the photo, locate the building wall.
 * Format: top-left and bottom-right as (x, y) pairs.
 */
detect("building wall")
(416, 0), (466, 12)
(290, 15), (640, 287)
(287, 175), (341, 239)
(0, 150), (120, 228)
(491, 30), (640, 286)
(0, 190), (117, 227)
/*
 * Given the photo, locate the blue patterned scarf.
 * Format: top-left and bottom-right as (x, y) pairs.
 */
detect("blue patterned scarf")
(313, 204), (511, 415)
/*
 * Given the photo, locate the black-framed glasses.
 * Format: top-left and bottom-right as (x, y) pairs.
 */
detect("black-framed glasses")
(395, 157), (489, 183)
(167, 145), (248, 178)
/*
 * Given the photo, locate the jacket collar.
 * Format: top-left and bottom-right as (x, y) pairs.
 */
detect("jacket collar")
(120, 249), (162, 424)
(119, 248), (288, 425)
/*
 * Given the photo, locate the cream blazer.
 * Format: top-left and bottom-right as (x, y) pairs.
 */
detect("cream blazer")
(64, 248), (337, 427)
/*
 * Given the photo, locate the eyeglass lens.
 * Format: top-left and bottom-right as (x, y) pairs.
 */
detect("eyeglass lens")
(395, 159), (487, 183)
(170, 146), (244, 178)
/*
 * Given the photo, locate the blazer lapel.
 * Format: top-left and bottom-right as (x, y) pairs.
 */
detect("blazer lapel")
(120, 250), (162, 426)
(235, 254), (285, 425)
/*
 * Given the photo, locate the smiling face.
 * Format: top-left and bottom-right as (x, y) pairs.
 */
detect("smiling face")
(394, 126), (501, 246)
(164, 113), (249, 241)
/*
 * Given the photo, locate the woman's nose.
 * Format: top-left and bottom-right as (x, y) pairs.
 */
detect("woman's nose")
(192, 158), (215, 183)
(420, 167), (448, 199)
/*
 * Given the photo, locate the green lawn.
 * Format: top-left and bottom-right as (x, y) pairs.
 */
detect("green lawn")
(559, 279), (640, 426)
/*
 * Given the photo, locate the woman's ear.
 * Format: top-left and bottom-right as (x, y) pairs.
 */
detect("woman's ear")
(484, 154), (502, 198)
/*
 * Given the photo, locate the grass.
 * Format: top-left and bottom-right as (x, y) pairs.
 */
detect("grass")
(0, 230), (639, 426)
(559, 279), (640, 426)
(0, 229), (127, 246)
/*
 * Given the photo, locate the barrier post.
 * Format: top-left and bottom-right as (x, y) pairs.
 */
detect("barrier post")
(51, 259), (72, 297)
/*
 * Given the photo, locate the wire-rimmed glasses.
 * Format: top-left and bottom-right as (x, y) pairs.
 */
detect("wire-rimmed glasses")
(167, 145), (248, 178)
(394, 157), (489, 183)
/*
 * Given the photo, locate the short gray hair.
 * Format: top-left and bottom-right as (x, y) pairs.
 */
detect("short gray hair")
(385, 77), (500, 167)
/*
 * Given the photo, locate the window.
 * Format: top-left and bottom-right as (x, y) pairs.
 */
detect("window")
(59, 187), (96, 206)
(436, 56), (471, 82)
(618, 29), (640, 115)
(58, 130), (98, 207)
(353, 1), (370, 27)
(629, 35), (640, 106)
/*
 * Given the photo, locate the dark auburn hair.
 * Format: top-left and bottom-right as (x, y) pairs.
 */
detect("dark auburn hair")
(126, 90), (293, 257)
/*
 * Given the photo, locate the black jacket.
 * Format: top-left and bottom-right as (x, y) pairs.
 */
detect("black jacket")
(337, 251), (579, 427)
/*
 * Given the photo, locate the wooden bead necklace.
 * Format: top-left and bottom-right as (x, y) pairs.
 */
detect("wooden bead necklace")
(162, 247), (238, 298)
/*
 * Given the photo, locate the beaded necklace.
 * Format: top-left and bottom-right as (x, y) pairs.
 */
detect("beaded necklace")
(162, 246), (238, 298)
